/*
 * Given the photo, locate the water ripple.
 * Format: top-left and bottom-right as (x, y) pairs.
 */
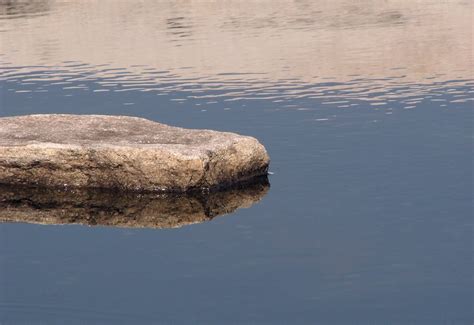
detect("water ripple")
(1, 0), (472, 114)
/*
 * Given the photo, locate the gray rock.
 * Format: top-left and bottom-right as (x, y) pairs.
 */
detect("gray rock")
(0, 179), (269, 229)
(0, 114), (269, 192)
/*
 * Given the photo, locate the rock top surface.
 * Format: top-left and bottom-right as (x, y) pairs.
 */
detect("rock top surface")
(0, 114), (269, 192)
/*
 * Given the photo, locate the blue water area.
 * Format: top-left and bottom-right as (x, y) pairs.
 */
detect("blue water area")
(0, 1), (473, 324)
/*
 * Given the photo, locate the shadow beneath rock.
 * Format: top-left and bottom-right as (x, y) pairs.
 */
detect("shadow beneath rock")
(0, 177), (269, 229)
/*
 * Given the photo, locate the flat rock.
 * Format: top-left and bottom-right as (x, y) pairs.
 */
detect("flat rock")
(0, 114), (269, 192)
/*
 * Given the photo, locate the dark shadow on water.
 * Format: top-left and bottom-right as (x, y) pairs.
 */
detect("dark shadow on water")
(0, 176), (269, 229)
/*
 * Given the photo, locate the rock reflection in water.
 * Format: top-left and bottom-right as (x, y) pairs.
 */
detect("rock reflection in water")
(0, 177), (269, 229)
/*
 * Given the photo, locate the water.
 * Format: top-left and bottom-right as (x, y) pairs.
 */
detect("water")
(0, 0), (473, 323)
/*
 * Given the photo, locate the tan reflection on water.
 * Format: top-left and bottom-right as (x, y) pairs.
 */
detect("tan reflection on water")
(0, 180), (269, 229)
(0, 0), (472, 85)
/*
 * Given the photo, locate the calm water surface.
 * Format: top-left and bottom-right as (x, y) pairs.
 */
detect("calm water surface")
(0, 1), (473, 324)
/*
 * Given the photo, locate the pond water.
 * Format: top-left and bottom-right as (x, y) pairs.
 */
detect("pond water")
(0, 0), (473, 324)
